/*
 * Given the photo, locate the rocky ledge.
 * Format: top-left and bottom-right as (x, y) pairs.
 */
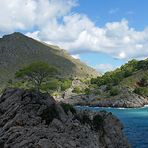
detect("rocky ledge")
(62, 89), (148, 108)
(96, 91), (148, 108)
(0, 88), (130, 148)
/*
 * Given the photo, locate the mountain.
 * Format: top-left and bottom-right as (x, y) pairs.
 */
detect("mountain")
(0, 32), (100, 86)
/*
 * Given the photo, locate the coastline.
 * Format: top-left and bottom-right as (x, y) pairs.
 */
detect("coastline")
(75, 104), (148, 109)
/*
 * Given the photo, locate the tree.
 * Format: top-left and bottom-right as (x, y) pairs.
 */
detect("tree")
(15, 62), (57, 91)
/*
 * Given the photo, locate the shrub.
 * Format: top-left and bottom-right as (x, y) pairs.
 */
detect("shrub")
(41, 79), (60, 91)
(72, 86), (83, 94)
(92, 114), (104, 130)
(61, 103), (76, 115)
(60, 79), (72, 91)
(134, 87), (148, 97)
(110, 88), (120, 96)
(137, 76), (148, 87)
(40, 105), (59, 125)
(81, 114), (91, 125)
(74, 113), (104, 131)
(84, 88), (91, 95)
(73, 114), (91, 125)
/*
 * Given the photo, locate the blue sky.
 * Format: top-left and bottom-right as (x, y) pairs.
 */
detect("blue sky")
(73, 0), (148, 71)
(74, 0), (148, 30)
(0, 0), (148, 73)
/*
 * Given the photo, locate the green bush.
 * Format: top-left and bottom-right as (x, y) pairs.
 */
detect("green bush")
(41, 79), (60, 91)
(60, 79), (72, 91)
(134, 87), (148, 96)
(72, 86), (83, 94)
(61, 103), (76, 115)
(110, 88), (120, 96)
(91, 59), (148, 87)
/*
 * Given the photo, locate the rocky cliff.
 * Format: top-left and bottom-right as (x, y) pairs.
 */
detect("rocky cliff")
(0, 88), (130, 148)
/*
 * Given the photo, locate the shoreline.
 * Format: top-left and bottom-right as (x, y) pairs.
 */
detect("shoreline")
(75, 104), (148, 110)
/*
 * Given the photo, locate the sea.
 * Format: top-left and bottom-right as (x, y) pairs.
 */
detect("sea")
(76, 106), (148, 148)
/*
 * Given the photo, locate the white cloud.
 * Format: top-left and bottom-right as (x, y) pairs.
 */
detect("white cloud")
(0, 0), (76, 33)
(71, 54), (80, 59)
(94, 64), (117, 73)
(0, 0), (148, 60)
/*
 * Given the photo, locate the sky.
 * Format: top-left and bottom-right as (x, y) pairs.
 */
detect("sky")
(0, 0), (148, 73)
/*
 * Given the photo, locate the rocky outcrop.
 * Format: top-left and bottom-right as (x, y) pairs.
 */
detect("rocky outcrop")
(61, 88), (148, 108)
(0, 88), (130, 148)
(96, 91), (148, 108)
(101, 94), (147, 108)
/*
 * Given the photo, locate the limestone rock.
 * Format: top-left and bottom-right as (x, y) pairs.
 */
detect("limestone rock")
(0, 88), (130, 148)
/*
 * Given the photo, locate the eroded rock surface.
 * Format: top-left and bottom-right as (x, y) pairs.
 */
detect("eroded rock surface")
(0, 88), (130, 148)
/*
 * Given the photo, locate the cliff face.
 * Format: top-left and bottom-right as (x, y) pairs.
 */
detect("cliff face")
(0, 88), (130, 148)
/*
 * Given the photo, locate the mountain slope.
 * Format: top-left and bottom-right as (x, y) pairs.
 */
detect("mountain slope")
(0, 32), (99, 85)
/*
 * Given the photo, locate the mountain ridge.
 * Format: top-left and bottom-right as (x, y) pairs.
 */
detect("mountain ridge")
(0, 32), (100, 86)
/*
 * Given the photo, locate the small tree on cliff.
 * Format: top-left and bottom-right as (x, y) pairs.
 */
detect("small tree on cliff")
(15, 62), (57, 91)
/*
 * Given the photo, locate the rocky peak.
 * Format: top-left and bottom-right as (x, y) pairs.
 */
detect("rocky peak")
(0, 88), (130, 148)
(2, 32), (26, 40)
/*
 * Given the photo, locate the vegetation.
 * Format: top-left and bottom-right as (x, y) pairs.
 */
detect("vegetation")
(41, 79), (60, 91)
(72, 86), (83, 94)
(84, 87), (91, 95)
(61, 103), (76, 115)
(137, 75), (148, 87)
(89, 58), (148, 98)
(134, 87), (148, 97)
(110, 88), (120, 96)
(60, 79), (72, 91)
(74, 114), (91, 125)
(91, 59), (148, 87)
(0, 32), (99, 88)
(15, 62), (57, 91)
(133, 74), (148, 97)
(40, 105), (59, 125)
(92, 114), (104, 130)
(74, 113), (104, 131)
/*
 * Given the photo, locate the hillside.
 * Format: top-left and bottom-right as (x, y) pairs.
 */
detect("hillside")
(0, 32), (99, 86)
(64, 59), (148, 107)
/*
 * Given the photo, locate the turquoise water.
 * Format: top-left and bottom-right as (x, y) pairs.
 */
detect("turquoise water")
(76, 106), (148, 148)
